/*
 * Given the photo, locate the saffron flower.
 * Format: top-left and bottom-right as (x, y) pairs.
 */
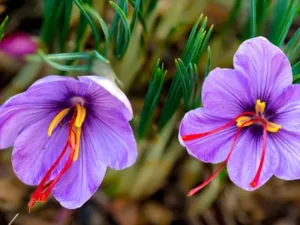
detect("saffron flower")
(179, 37), (300, 195)
(0, 76), (137, 210)
(0, 32), (37, 58)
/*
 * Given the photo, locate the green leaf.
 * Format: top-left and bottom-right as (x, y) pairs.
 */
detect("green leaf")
(38, 50), (91, 72)
(292, 61), (300, 76)
(129, 0), (147, 33)
(93, 50), (110, 63)
(144, 0), (158, 16)
(130, 0), (141, 31)
(268, 0), (288, 43)
(84, 5), (111, 56)
(158, 16), (213, 130)
(249, 0), (257, 38)
(27, 52), (91, 61)
(0, 16), (8, 40)
(285, 28), (300, 55)
(110, 0), (131, 59)
(74, 0), (101, 51)
(175, 59), (193, 111)
(138, 60), (166, 139)
(58, 0), (73, 52)
(40, 0), (64, 47)
(276, 0), (299, 47)
(204, 46), (211, 78)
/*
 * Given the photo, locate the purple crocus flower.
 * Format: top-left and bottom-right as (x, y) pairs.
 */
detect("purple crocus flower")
(0, 75), (137, 210)
(0, 32), (37, 58)
(179, 37), (300, 195)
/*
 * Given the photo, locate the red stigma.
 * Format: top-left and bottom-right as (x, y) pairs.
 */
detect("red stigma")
(183, 112), (268, 196)
(28, 117), (77, 212)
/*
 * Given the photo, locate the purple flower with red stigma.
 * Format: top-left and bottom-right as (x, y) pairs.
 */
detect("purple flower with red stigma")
(0, 76), (137, 210)
(179, 37), (300, 195)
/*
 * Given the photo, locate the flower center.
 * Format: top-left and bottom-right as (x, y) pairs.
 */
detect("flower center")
(236, 99), (281, 132)
(181, 100), (282, 196)
(28, 103), (86, 212)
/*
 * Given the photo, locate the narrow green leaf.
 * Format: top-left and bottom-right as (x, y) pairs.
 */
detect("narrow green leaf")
(204, 46), (211, 78)
(38, 50), (91, 72)
(175, 59), (193, 111)
(84, 5), (111, 56)
(144, 0), (158, 15)
(294, 74), (300, 84)
(195, 25), (213, 63)
(129, 0), (147, 33)
(181, 14), (203, 60)
(110, 1), (131, 58)
(130, 0), (141, 31)
(27, 52), (91, 61)
(292, 61), (300, 76)
(285, 28), (300, 55)
(58, 0), (73, 52)
(277, 1), (299, 47)
(268, 0), (288, 43)
(249, 0), (257, 38)
(138, 60), (166, 138)
(288, 41), (300, 61)
(41, 0), (65, 47)
(93, 50), (110, 63)
(158, 15), (213, 130)
(0, 16), (8, 40)
(74, 0), (101, 51)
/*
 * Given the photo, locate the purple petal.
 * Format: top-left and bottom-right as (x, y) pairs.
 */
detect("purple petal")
(179, 107), (237, 163)
(52, 124), (107, 209)
(268, 85), (300, 133)
(84, 110), (137, 170)
(12, 113), (69, 185)
(78, 76), (133, 120)
(202, 68), (252, 118)
(227, 129), (279, 190)
(272, 130), (300, 180)
(0, 32), (37, 58)
(234, 37), (292, 101)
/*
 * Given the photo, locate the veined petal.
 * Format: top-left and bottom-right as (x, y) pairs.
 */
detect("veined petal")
(267, 85), (300, 133)
(78, 76), (133, 120)
(202, 68), (252, 118)
(272, 130), (300, 180)
(52, 125), (107, 209)
(179, 107), (236, 163)
(12, 113), (69, 185)
(234, 37), (292, 102)
(84, 110), (137, 170)
(227, 128), (279, 191)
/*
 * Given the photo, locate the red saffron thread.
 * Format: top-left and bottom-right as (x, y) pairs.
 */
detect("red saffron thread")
(186, 118), (266, 196)
(28, 116), (77, 212)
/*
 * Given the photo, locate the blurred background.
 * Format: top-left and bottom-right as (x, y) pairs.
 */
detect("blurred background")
(0, 0), (299, 224)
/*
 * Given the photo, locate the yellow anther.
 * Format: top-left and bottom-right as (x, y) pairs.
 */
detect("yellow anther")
(236, 116), (253, 127)
(73, 127), (82, 161)
(69, 130), (76, 150)
(48, 108), (70, 136)
(255, 99), (266, 115)
(75, 104), (86, 128)
(266, 121), (281, 133)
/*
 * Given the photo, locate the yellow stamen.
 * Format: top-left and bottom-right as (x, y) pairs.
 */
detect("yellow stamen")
(236, 116), (253, 127)
(48, 108), (70, 136)
(75, 104), (86, 128)
(73, 127), (82, 161)
(70, 129), (76, 150)
(255, 99), (266, 115)
(266, 121), (281, 133)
